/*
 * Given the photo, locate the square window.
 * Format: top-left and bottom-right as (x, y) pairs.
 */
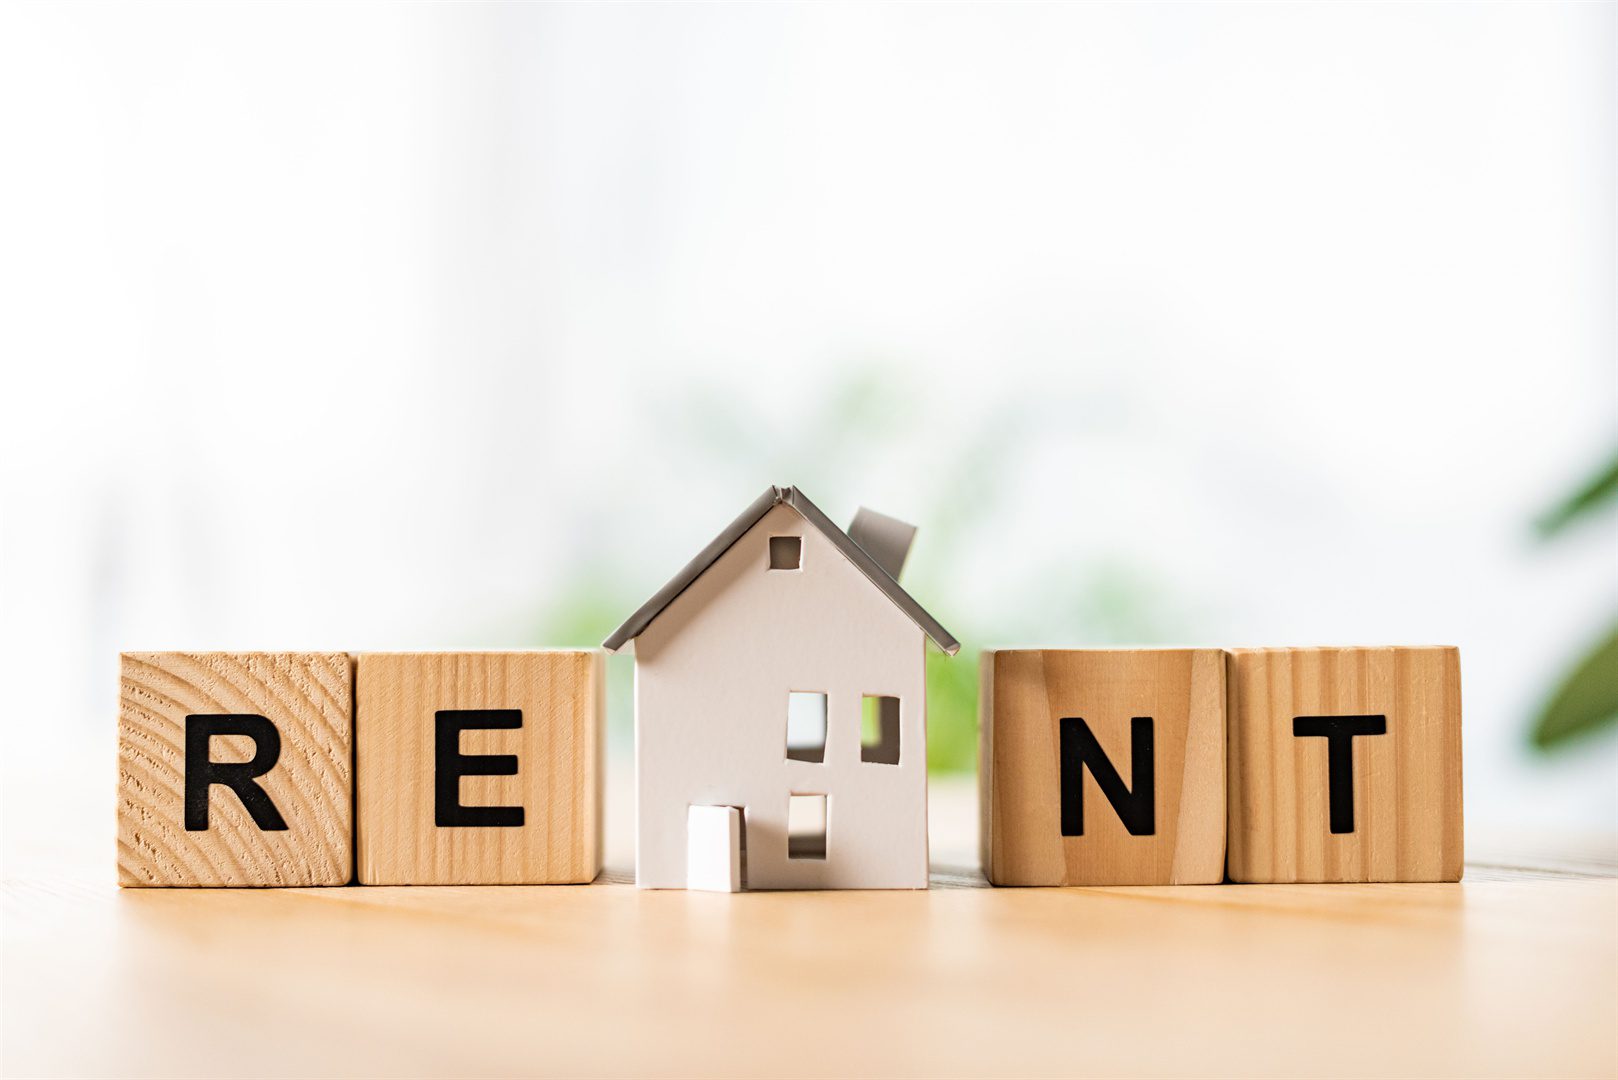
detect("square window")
(861, 695), (901, 765)
(787, 794), (827, 860)
(769, 535), (802, 570)
(786, 691), (827, 763)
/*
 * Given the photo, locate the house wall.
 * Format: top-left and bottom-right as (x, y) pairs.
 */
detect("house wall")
(634, 503), (929, 889)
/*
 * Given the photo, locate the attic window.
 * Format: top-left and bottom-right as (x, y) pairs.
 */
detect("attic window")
(768, 536), (801, 570)
(861, 695), (901, 765)
(786, 692), (827, 763)
(787, 794), (827, 860)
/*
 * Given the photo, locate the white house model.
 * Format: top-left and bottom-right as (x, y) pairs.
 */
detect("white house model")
(604, 485), (959, 891)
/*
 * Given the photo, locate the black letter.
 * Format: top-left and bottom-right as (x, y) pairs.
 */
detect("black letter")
(1293, 715), (1387, 833)
(1059, 717), (1155, 836)
(184, 714), (288, 831)
(435, 710), (525, 827)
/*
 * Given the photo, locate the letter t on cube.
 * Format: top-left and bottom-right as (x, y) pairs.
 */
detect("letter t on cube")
(1226, 646), (1463, 883)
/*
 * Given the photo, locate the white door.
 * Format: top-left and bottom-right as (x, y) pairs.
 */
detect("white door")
(686, 805), (744, 892)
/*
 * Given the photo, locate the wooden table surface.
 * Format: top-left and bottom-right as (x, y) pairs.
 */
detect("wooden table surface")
(3, 776), (1616, 1078)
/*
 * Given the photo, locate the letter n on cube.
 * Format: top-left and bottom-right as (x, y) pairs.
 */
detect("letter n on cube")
(979, 648), (1226, 886)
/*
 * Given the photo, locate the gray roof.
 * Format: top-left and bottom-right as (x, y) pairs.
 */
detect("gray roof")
(602, 485), (960, 655)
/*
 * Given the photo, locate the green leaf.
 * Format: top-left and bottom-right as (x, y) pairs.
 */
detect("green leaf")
(926, 647), (979, 773)
(1535, 447), (1618, 539)
(1531, 619), (1618, 749)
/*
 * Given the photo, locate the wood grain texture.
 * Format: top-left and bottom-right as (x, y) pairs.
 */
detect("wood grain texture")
(22, 764), (1618, 1077)
(355, 651), (603, 885)
(1226, 646), (1464, 883)
(981, 648), (1226, 886)
(19, 795), (1611, 1078)
(117, 651), (353, 887)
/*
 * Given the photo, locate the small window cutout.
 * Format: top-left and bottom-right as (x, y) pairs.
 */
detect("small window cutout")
(787, 794), (827, 859)
(861, 695), (901, 765)
(786, 691), (827, 763)
(769, 535), (802, 570)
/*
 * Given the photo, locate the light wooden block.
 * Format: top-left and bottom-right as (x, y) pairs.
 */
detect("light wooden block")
(1226, 646), (1463, 883)
(117, 651), (353, 887)
(979, 648), (1226, 886)
(355, 651), (603, 885)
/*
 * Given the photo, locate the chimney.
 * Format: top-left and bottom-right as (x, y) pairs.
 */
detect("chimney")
(847, 507), (917, 581)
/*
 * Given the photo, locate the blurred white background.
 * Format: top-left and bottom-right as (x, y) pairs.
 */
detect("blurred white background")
(1, 2), (1613, 876)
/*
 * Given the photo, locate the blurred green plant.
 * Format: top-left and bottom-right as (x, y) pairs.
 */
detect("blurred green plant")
(926, 649), (980, 772)
(530, 570), (638, 750)
(1530, 445), (1618, 750)
(1534, 451), (1618, 539)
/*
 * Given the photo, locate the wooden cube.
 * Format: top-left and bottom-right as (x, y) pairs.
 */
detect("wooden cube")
(355, 651), (603, 885)
(979, 648), (1226, 886)
(1226, 646), (1463, 883)
(117, 652), (353, 887)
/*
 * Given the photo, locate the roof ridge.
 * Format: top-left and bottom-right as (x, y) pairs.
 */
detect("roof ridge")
(602, 485), (959, 655)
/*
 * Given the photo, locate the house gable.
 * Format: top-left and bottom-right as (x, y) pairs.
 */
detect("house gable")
(603, 486), (957, 656)
(633, 502), (922, 677)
